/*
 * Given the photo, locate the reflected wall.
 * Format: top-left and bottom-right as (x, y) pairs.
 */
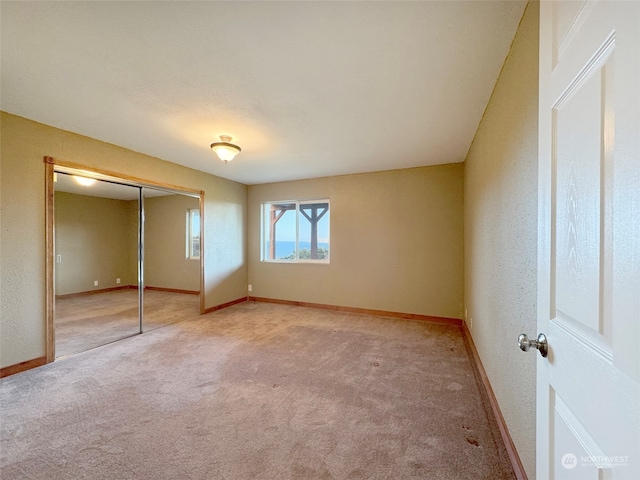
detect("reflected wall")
(54, 174), (141, 356)
(144, 193), (200, 292)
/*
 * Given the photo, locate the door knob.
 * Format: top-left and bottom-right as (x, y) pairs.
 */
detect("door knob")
(518, 333), (548, 358)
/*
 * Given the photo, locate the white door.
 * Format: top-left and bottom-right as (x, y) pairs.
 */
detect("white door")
(537, 1), (639, 479)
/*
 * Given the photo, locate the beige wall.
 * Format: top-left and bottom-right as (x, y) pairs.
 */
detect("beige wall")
(55, 192), (137, 295)
(0, 112), (247, 368)
(144, 194), (200, 291)
(248, 165), (464, 319)
(464, 2), (538, 477)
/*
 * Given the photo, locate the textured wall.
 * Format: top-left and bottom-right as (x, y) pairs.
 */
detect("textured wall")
(0, 112), (247, 368)
(248, 164), (464, 319)
(0, 116), (58, 366)
(144, 194), (200, 291)
(55, 192), (137, 295)
(464, 2), (539, 477)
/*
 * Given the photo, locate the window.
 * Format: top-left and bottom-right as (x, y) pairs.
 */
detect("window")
(262, 200), (330, 262)
(186, 208), (200, 259)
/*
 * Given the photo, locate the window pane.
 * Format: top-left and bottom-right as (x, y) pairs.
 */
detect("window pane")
(298, 202), (329, 260)
(265, 203), (296, 260)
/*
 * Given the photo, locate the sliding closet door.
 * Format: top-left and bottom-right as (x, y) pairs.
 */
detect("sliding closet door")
(141, 187), (201, 331)
(54, 173), (141, 357)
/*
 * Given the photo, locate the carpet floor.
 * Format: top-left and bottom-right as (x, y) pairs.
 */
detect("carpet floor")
(1, 301), (515, 479)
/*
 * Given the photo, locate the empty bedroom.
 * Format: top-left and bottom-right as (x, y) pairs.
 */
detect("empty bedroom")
(2, 1), (639, 480)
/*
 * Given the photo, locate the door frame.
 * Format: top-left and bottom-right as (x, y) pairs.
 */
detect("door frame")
(44, 156), (205, 363)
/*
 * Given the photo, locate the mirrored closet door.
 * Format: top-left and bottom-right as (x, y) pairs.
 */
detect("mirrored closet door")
(142, 187), (201, 332)
(49, 163), (204, 360)
(54, 173), (142, 357)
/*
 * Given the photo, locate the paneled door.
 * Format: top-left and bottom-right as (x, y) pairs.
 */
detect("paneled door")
(537, 1), (639, 479)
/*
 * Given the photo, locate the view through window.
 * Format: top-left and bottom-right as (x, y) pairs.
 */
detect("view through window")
(262, 200), (329, 262)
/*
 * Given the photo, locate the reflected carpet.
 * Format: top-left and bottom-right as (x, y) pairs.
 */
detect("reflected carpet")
(55, 289), (200, 357)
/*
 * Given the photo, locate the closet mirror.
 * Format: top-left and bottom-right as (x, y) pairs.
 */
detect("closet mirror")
(54, 172), (142, 357)
(46, 160), (204, 361)
(142, 187), (201, 332)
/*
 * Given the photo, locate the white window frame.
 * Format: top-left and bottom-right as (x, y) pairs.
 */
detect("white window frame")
(261, 199), (330, 264)
(186, 208), (200, 260)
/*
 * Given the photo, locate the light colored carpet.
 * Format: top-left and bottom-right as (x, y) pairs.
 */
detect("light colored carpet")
(55, 289), (200, 357)
(1, 301), (515, 479)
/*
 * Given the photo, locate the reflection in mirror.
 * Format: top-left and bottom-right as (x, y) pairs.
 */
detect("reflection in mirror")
(54, 172), (141, 357)
(142, 188), (201, 331)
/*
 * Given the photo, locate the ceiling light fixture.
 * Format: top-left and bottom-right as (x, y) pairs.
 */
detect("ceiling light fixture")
(73, 175), (96, 186)
(210, 135), (241, 164)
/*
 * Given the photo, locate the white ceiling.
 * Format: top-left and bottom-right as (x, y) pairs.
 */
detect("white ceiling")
(1, 1), (526, 185)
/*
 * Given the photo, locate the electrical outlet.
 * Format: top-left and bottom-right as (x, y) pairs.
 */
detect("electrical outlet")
(116, 278), (121, 284)
(465, 308), (468, 320)
(470, 317), (473, 329)
(248, 284), (253, 292)
(94, 280), (99, 286)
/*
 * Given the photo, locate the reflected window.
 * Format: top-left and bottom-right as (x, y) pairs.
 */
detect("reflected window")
(187, 208), (200, 259)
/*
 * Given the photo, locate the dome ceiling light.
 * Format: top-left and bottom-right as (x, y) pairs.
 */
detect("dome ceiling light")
(210, 135), (241, 164)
